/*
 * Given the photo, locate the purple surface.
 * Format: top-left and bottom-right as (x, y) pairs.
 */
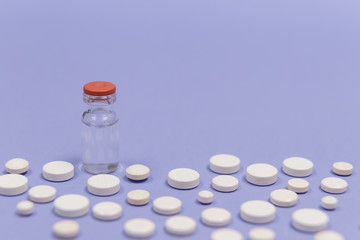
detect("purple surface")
(1, 0), (360, 239)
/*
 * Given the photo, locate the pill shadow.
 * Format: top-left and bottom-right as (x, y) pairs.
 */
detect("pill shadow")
(122, 175), (153, 184)
(206, 165), (243, 175)
(241, 176), (282, 187)
(51, 208), (89, 219)
(2, 169), (33, 176)
(165, 180), (204, 190)
(84, 186), (124, 196)
(318, 185), (350, 194)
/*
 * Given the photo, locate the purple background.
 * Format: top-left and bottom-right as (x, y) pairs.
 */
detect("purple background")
(0, 0), (360, 239)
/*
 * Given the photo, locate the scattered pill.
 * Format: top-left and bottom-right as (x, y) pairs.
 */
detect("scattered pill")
(212, 175), (239, 192)
(282, 157), (313, 177)
(124, 218), (155, 238)
(211, 228), (243, 240)
(288, 178), (309, 193)
(168, 168), (200, 190)
(314, 230), (344, 240)
(17, 200), (34, 216)
(321, 196), (338, 210)
(270, 189), (298, 207)
(153, 196), (182, 215)
(87, 174), (120, 196)
(240, 200), (276, 224)
(28, 185), (56, 203)
(292, 208), (329, 232)
(201, 207), (231, 227)
(53, 220), (80, 239)
(209, 154), (240, 174)
(165, 215), (196, 236)
(92, 201), (122, 221)
(332, 162), (353, 176)
(127, 189), (150, 206)
(198, 190), (214, 204)
(321, 177), (347, 194)
(126, 164), (150, 181)
(0, 174), (28, 196)
(54, 194), (89, 218)
(5, 158), (29, 174)
(246, 163), (277, 186)
(42, 161), (74, 182)
(248, 227), (276, 240)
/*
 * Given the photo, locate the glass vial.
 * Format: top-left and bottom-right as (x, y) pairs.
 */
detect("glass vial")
(81, 81), (119, 174)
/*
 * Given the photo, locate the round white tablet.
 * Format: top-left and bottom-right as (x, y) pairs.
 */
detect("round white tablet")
(314, 230), (344, 240)
(17, 200), (34, 215)
(246, 163), (277, 186)
(54, 194), (89, 217)
(209, 154), (240, 174)
(127, 189), (150, 206)
(0, 174), (28, 196)
(5, 158), (29, 174)
(282, 157), (313, 177)
(168, 168), (200, 190)
(92, 201), (122, 221)
(270, 189), (298, 207)
(126, 164), (150, 181)
(165, 215), (196, 235)
(42, 161), (74, 182)
(53, 220), (79, 238)
(87, 174), (120, 196)
(240, 200), (276, 224)
(124, 218), (155, 238)
(201, 207), (231, 227)
(249, 227), (276, 240)
(288, 178), (309, 193)
(321, 177), (347, 194)
(198, 190), (214, 204)
(153, 196), (182, 215)
(332, 162), (353, 176)
(211, 228), (243, 240)
(321, 196), (338, 210)
(292, 208), (329, 232)
(212, 175), (239, 192)
(28, 185), (56, 203)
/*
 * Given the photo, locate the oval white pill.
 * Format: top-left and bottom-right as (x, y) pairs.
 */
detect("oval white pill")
(249, 227), (276, 240)
(321, 196), (338, 210)
(201, 207), (231, 227)
(209, 154), (240, 174)
(240, 200), (276, 224)
(288, 178), (309, 193)
(165, 215), (196, 236)
(198, 190), (214, 204)
(292, 208), (329, 232)
(321, 177), (347, 194)
(17, 200), (34, 216)
(124, 218), (155, 238)
(53, 220), (80, 238)
(126, 164), (150, 181)
(211, 228), (243, 240)
(282, 157), (313, 177)
(332, 162), (353, 176)
(246, 163), (277, 186)
(5, 158), (29, 174)
(127, 189), (150, 206)
(54, 194), (89, 217)
(28, 185), (56, 203)
(314, 230), (344, 240)
(212, 175), (239, 192)
(42, 161), (74, 182)
(270, 189), (298, 207)
(153, 196), (182, 215)
(168, 168), (200, 190)
(0, 174), (28, 196)
(92, 201), (122, 221)
(87, 174), (120, 196)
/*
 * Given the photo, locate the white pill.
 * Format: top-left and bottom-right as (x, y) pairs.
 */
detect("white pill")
(198, 190), (214, 204)
(165, 215), (196, 235)
(153, 196), (182, 215)
(211, 228), (243, 240)
(126, 164), (150, 181)
(17, 200), (34, 215)
(332, 162), (353, 176)
(321, 196), (338, 210)
(288, 178), (309, 193)
(168, 168), (200, 189)
(249, 227), (276, 240)
(314, 230), (344, 240)
(53, 220), (80, 238)
(28, 185), (56, 203)
(201, 207), (231, 227)
(270, 189), (298, 207)
(321, 177), (347, 194)
(246, 163), (277, 186)
(87, 174), (120, 196)
(292, 208), (329, 232)
(240, 200), (276, 224)
(209, 154), (240, 174)
(92, 201), (122, 221)
(282, 157), (313, 177)
(0, 174), (28, 196)
(124, 218), (155, 238)
(5, 158), (29, 174)
(127, 189), (150, 206)
(54, 194), (89, 217)
(42, 161), (74, 182)
(212, 175), (239, 192)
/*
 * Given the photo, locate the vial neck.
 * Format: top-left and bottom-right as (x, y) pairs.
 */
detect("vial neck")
(83, 93), (116, 107)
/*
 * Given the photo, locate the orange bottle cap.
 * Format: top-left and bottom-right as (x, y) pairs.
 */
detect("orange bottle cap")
(83, 81), (116, 96)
